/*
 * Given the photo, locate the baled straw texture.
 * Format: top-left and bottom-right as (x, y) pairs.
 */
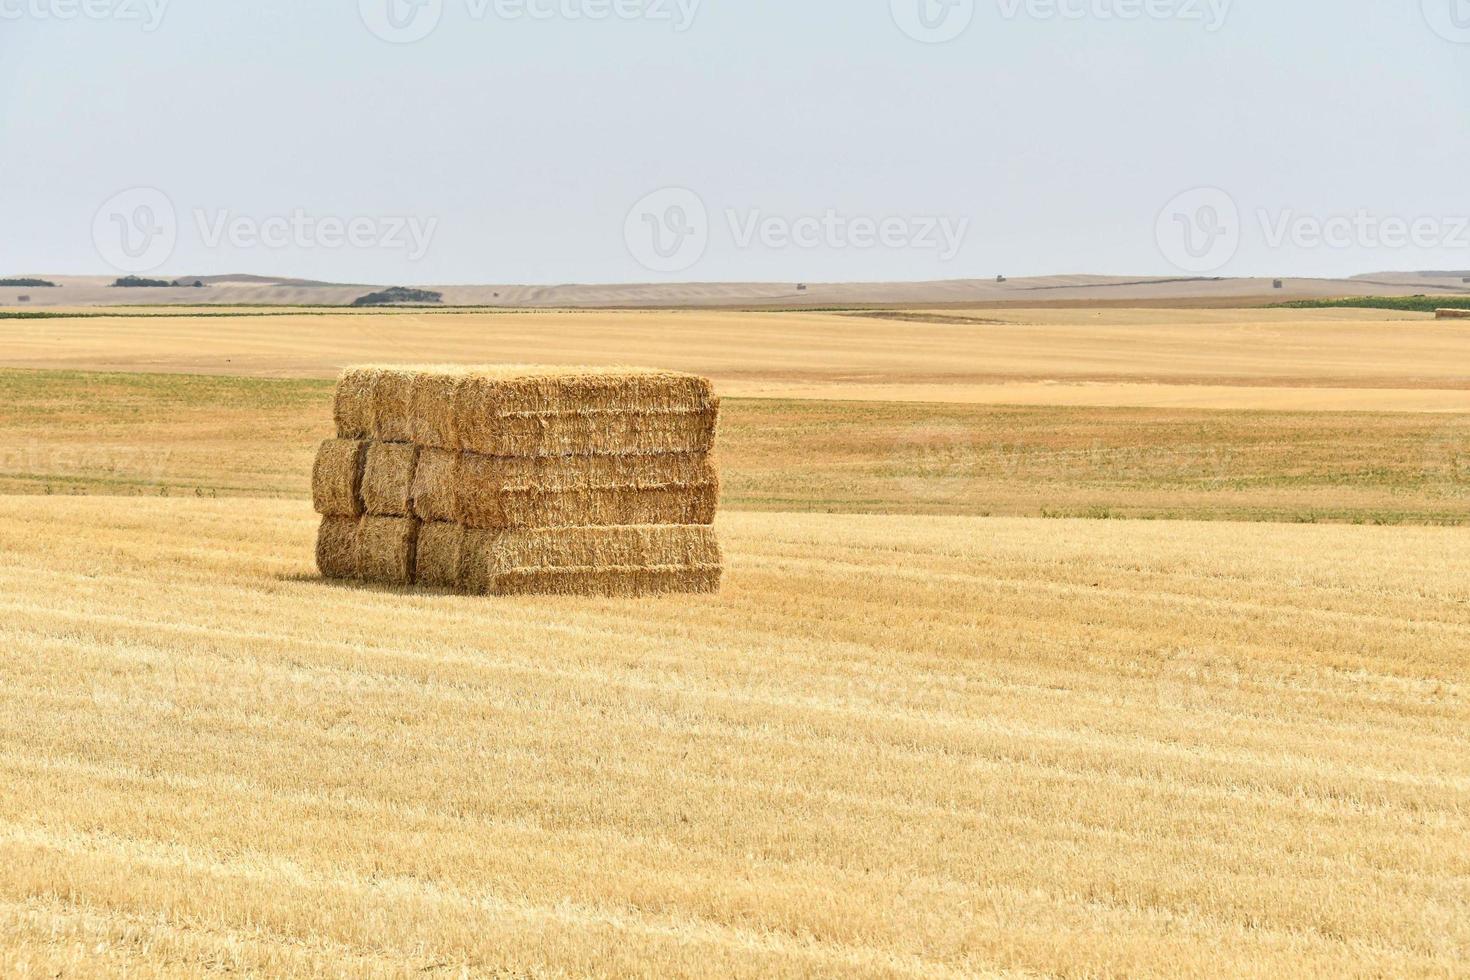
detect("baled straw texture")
(362, 442), (420, 517)
(461, 407), (719, 458)
(460, 525), (722, 596)
(415, 522), (464, 590)
(362, 364), (717, 456)
(356, 516), (420, 586)
(312, 439), (368, 517)
(410, 448), (459, 523)
(315, 517), (359, 580)
(370, 368), (419, 444)
(455, 452), (719, 529)
(333, 369), (376, 440)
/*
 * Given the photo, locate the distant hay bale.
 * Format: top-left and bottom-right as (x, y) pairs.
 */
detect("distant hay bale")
(312, 439), (368, 517)
(410, 448), (459, 522)
(371, 369), (418, 443)
(456, 452), (719, 529)
(316, 516), (359, 580)
(333, 369), (376, 440)
(1435, 308), (1470, 320)
(415, 521), (464, 590)
(357, 516), (420, 585)
(362, 442), (420, 517)
(460, 525), (721, 596)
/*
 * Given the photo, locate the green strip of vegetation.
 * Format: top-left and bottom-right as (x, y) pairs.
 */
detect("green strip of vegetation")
(1271, 296), (1470, 313)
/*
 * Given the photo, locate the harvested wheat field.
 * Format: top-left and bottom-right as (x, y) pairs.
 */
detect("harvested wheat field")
(0, 496), (1467, 977)
(2, 307), (1468, 411)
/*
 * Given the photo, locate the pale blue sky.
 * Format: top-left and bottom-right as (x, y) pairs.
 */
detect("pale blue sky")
(2, 0), (1467, 283)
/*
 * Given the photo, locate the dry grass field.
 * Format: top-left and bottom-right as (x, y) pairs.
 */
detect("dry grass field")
(1, 369), (1468, 525)
(0, 498), (1467, 977)
(1, 306), (1467, 976)
(2, 306), (1468, 410)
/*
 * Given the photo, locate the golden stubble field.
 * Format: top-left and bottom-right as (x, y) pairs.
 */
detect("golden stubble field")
(0, 306), (1467, 977)
(1, 498), (1467, 977)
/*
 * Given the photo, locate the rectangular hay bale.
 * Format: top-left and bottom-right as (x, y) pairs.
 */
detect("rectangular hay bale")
(316, 516), (359, 580)
(333, 368), (376, 440)
(455, 452), (719, 529)
(462, 406), (720, 458)
(460, 525), (722, 596)
(312, 438), (368, 517)
(370, 368), (418, 444)
(410, 448), (459, 523)
(415, 521), (464, 590)
(357, 516), (420, 586)
(362, 442), (420, 517)
(349, 364), (720, 455)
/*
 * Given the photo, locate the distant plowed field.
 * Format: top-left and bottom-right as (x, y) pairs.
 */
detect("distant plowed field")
(1, 499), (1467, 977)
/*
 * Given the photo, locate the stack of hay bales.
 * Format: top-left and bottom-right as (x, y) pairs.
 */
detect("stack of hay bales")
(313, 365), (722, 596)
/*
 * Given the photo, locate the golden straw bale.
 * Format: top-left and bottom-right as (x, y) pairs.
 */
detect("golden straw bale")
(362, 442), (420, 517)
(370, 369), (418, 443)
(312, 439), (368, 517)
(455, 452), (719, 529)
(356, 516), (420, 586)
(462, 406), (720, 458)
(410, 448), (459, 523)
(460, 525), (722, 596)
(315, 516), (359, 580)
(415, 522), (464, 590)
(333, 368), (376, 440)
(407, 372), (467, 449)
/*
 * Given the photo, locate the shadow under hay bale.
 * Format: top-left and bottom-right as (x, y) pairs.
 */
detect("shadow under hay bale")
(312, 438), (368, 517)
(357, 516), (420, 585)
(362, 442), (420, 517)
